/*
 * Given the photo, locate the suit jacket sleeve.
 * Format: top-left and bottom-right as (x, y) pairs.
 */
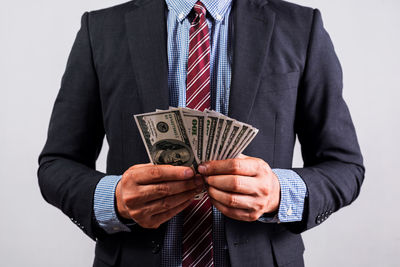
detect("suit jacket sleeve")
(38, 12), (105, 241)
(285, 9), (365, 234)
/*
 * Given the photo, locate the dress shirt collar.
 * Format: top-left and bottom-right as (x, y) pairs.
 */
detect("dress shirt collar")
(165, 0), (232, 22)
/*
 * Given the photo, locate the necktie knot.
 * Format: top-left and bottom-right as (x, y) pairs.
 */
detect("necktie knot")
(193, 1), (207, 17)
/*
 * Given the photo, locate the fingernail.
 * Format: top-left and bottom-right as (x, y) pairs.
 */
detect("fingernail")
(198, 165), (206, 174)
(184, 168), (194, 178)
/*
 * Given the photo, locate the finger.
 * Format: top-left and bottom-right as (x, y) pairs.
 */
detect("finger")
(128, 163), (153, 170)
(210, 198), (258, 222)
(141, 189), (198, 216)
(207, 186), (258, 210)
(150, 198), (193, 227)
(133, 165), (195, 184)
(205, 175), (256, 194)
(198, 158), (261, 176)
(137, 176), (204, 203)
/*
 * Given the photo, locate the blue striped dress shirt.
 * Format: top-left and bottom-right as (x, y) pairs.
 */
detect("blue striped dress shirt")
(93, 0), (307, 266)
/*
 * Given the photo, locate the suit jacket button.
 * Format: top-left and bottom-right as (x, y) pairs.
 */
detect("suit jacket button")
(151, 241), (161, 254)
(152, 243), (161, 254)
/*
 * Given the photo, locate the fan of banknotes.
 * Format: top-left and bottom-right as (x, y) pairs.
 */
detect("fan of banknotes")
(134, 107), (259, 169)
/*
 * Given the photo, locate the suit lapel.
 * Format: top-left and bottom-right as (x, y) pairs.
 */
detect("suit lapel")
(228, 0), (276, 123)
(125, 0), (169, 111)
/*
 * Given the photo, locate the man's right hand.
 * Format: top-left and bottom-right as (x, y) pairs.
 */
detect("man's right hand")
(115, 164), (203, 229)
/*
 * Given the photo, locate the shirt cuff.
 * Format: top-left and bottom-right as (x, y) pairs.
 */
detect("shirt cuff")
(257, 169), (307, 223)
(94, 175), (132, 234)
(274, 169), (307, 222)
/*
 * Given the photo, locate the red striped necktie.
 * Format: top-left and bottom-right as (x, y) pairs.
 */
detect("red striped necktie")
(183, 2), (213, 267)
(185, 1), (211, 111)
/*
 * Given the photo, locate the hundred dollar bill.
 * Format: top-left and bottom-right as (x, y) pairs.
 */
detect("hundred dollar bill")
(220, 122), (242, 160)
(225, 124), (250, 159)
(203, 113), (219, 162)
(209, 113), (225, 161)
(227, 128), (252, 159)
(134, 109), (198, 168)
(216, 118), (234, 160)
(179, 108), (205, 163)
(232, 128), (259, 158)
(176, 108), (207, 199)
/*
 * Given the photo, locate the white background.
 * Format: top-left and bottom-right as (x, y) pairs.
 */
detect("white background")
(1, 0), (399, 266)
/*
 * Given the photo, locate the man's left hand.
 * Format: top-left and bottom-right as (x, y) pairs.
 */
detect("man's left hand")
(198, 155), (280, 222)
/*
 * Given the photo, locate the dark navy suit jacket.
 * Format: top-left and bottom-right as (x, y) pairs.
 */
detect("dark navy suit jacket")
(38, 0), (365, 266)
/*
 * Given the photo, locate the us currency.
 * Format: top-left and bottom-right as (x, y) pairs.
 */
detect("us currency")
(135, 108), (259, 165)
(179, 108), (205, 163)
(205, 110), (229, 160)
(203, 113), (219, 162)
(216, 118), (234, 160)
(232, 128), (259, 158)
(209, 114), (225, 161)
(230, 129), (254, 158)
(134, 109), (198, 168)
(225, 124), (250, 159)
(220, 122), (242, 160)
(174, 108), (207, 199)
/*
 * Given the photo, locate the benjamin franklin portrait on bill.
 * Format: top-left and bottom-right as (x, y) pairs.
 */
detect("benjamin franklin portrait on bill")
(151, 139), (194, 166)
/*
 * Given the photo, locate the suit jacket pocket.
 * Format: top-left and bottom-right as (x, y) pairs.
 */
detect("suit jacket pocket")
(259, 71), (300, 93)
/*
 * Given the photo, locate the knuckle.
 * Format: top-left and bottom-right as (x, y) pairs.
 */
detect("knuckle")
(140, 221), (151, 229)
(255, 158), (266, 169)
(247, 202), (257, 212)
(122, 170), (137, 187)
(248, 212), (259, 221)
(263, 198), (272, 212)
(260, 159), (271, 172)
(151, 223), (161, 229)
(129, 210), (140, 220)
(228, 195), (238, 207)
(232, 176), (241, 191)
(230, 159), (242, 173)
(140, 189), (151, 201)
(130, 192), (141, 203)
(161, 198), (171, 210)
(156, 183), (170, 195)
(141, 206), (151, 216)
(259, 184), (269, 196)
(121, 171), (131, 183)
(149, 166), (162, 179)
(128, 165), (137, 171)
(255, 201), (264, 212)
(256, 158), (265, 165)
(145, 218), (160, 229)
(122, 193), (133, 206)
(120, 178), (128, 188)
